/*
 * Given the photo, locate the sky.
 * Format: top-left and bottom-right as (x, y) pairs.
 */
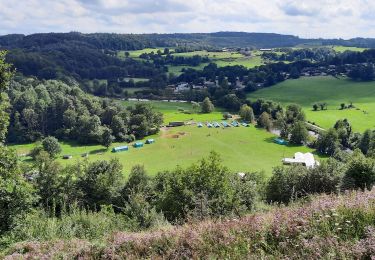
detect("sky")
(0, 0), (375, 39)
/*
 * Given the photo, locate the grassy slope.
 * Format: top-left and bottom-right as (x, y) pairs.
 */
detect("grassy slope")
(13, 126), (316, 177)
(5, 189), (375, 259)
(332, 45), (368, 52)
(12, 101), (319, 177)
(248, 76), (375, 132)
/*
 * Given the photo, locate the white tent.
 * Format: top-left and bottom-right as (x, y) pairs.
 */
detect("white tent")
(282, 152), (319, 168)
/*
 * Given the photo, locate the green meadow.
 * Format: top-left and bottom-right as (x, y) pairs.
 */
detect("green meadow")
(332, 45), (368, 52)
(12, 125), (318, 177)
(248, 76), (375, 132)
(11, 100), (321, 177)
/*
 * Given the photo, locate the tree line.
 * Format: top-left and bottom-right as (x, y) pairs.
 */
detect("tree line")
(7, 76), (163, 144)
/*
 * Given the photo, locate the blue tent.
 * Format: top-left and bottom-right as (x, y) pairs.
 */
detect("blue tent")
(197, 122), (203, 128)
(146, 139), (155, 144)
(222, 121), (230, 127)
(112, 146), (129, 153)
(242, 123), (250, 127)
(213, 122), (221, 128)
(133, 142), (144, 148)
(207, 123), (213, 128)
(231, 121), (239, 127)
(274, 138), (288, 145)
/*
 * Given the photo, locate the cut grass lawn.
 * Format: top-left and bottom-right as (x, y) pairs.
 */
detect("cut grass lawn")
(248, 76), (375, 132)
(11, 125), (320, 177)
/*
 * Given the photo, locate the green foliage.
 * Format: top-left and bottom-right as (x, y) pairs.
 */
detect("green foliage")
(266, 159), (343, 203)
(77, 159), (125, 209)
(2, 204), (131, 247)
(201, 97), (214, 113)
(0, 51), (12, 143)
(0, 146), (35, 234)
(239, 104), (254, 122)
(358, 129), (374, 155)
(289, 121), (309, 145)
(285, 104), (305, 124)
(42, 136), (62, 157)
(257, 112), (272, 130)
(101, 127), (114, 149)
(7, 78), (163, 144)
(343, 150), (375, 191)
(316, 128), (340, 155)
(154, 152), (261, 221)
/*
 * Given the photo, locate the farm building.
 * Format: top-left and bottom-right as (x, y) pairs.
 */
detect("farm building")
(169, 121), (185, 127)
(146, 139), (155, 144)
(112, 146), (129, 153)
(282, 152), (320, 168)
(133, 142), (144, 148)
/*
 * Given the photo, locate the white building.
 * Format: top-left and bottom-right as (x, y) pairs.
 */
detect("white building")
(282, 152), (319, 168)
(174, 83), (190, 93)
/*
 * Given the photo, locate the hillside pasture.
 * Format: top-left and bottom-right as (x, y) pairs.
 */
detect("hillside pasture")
(11, 99), (322, 176)
(12, 125), (319, 177)
(332, 45), (368, 52)
(248, 76), (375, 132)
(121, 100), (224, 123)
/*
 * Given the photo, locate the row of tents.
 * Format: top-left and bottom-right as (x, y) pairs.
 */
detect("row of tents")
(112, 139), (155, 153)
(198, 121), (250, 128)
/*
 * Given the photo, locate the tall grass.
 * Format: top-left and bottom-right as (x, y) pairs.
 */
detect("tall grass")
(4, 189), (375, 259)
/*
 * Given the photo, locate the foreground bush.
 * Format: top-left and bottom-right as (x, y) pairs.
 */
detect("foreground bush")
(4, 189), (375, 259)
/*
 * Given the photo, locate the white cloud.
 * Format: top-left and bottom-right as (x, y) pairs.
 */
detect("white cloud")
(0, 0), (374, 38)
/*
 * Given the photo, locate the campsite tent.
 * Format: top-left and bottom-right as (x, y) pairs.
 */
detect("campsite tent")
(222, 121), (230, 127)
(207, 123), (213, 128)
(112, 146), (129, 153)
(231, 121), (239, 127)
(282, 152), (319, 168)
(213, 122), (221, 128)
(274, 138), (288, 145)
(146, 139), (155, 144)
(133, 142), (144, 148)
(197, 122), (203, 128)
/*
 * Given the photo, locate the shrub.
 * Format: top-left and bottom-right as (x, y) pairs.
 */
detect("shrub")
(42, 136), (62, 158)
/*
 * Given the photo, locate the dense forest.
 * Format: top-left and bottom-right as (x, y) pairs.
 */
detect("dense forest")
(7, 76), (163, 144)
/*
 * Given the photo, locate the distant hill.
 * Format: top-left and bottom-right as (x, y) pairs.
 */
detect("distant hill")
(2, 32), (375, 50)
(1, 31), (375, 83)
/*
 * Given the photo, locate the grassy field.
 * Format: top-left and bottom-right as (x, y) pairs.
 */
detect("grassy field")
(118, 48), (173, 59)
(12, 125), (318, 177)
(11, 100), (321, 177)
(123, 77), (149, 83)
(121, 100), (224, 123)
(167, 63), (210, 75)
(332, 45), (368, 52)
(248, 76), (375, 132)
